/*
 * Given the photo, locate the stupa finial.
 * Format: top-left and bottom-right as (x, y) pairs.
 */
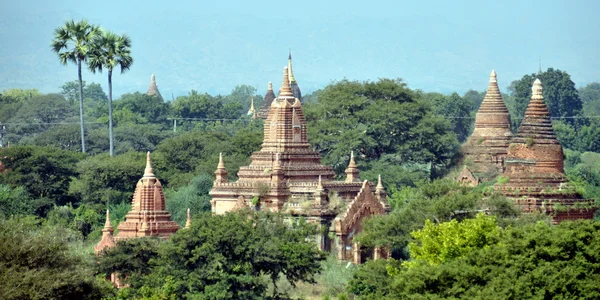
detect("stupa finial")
(376, 174), (384, 191)
(268, 81), (273, 91)
(103, 209), (113, 232)
(280, 67), (293, 97)
(218, 152), (225, 169)
(348, 151), (357, 168)
(532, 78), (543, 99)
(185, 208), (191, 229)
(490, 70), (497, 83)
(143, 152), (155, 178)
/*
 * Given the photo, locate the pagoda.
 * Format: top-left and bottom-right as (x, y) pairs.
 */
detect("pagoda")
(114, 152), (180, 240)
(288, 51), (302, 101)
(257, 81), (276, 119)
(462, 70), (512, 181)
(146, 74), (162, 99)
(210, 67), (389, 263)
(247, 97), (257, 119)
(495, 79), (595, 222)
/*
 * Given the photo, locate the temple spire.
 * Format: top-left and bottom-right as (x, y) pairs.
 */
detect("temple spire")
(103, 210), (113, 233)
(247, 97), (257, 118)
(143, 152), (155, 178)
(185, 208), (191, 229)
(279, 67), (293, 97)
(345, 151), (360, 182)
(376, 174), (384, 192)
(288, 50), (296, 83)
(147, 74), (162, 99)
(215, 153), (228, 183)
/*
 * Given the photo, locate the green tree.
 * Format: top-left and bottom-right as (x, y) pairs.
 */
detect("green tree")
(98, 212), (326, 299)
(421, 92), (473, 142)
(0, 146), (85, 214)
(407, 213), (501, 266)
(88, 30), (134, 156)
(51, 19), (101, 153)
(0, 216), (111, 299)
(380, 220), (600, 299)
(305, 79), (459, 177)
(164, 174), (213, 225)
(508, 68), (582, 128)
(0, 184), (35, 217)
(69, 151), (145, 208)
(114, 92), (170, 125)
(462, 89), (485, 112)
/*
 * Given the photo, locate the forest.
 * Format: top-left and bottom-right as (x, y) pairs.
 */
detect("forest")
(1, 20), (600, 300)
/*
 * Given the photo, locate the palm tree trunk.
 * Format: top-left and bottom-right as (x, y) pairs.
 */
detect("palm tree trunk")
(77, 58), (86, 153)
(108, 69), (114, 156)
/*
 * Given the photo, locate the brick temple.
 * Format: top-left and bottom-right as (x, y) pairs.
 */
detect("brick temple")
(462, 74), (595, 222)
(95, 152), (180, 255)
(210, 66), (389, 263)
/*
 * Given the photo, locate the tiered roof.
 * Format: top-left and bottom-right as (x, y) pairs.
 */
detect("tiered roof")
(496, 79), (595, 223)
(462, 70), (512, 180)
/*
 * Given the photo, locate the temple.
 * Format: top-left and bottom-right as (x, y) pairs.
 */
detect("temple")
(288, 51), (302, 101)
(257, 81), (276, 119)
(461, 73), (595, 222)
(146, 74), (162, 99)
(493, 79), (595, 222)
(461, 70), (512, 181)
(210, 67), (389, 263)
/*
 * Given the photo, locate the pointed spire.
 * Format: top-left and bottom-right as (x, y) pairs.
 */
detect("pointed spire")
(288, 51), (297, 83)
(532, 78), (543, 99)
(515, 78), (556, 142)
(376, 174), (384, 192)
(143, 152), (155, 178)
(218, 152), (225, 169)
(538, 57), (542, 75)
(345, 151), (360, 183)
(103, 209), (113, 232)
(349, 151), (357, 168)
(185, 208), (191, 229)
(147, 74), (161, 98)
(268, 81), (273, 91)
(247, 97), (256, 116)
(279, 67), (293, 97)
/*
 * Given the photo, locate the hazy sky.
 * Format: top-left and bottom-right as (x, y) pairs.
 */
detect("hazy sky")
(1, 0), (599, 98)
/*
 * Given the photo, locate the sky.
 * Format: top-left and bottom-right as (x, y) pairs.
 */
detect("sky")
(1, 0), (599, 99)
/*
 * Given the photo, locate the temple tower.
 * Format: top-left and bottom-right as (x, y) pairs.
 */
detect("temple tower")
(288, 51), (302, 101)
(462, 70), (512, 181)
(94, 210), (116, 254)
(146, 74), (162, 99)
(495, 79), (595, 222)
(257, 82), (276, 119)
(115, 152), (179, 240)
(247, 97), (257, 119)
(210, 66), (388, 262)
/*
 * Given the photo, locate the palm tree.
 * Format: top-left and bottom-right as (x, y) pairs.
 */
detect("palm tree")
(88, 30), (133, 156)
(51, 20), (100, 153)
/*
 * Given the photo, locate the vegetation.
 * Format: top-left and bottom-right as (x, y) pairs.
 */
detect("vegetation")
(1, 21), (600, 298)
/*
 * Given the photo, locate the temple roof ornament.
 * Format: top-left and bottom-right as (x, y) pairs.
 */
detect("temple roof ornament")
(247, 97), (257, 118)
(257, 82), (276, 119)
(94, 210), (116, 254)
(288, 50), (302, 101)
(185, 208), (191, 229)
(146, 74), (162, 99)
(345, 151), (360, 183)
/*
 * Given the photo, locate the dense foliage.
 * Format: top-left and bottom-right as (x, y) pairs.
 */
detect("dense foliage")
(97, 211), (327, 299)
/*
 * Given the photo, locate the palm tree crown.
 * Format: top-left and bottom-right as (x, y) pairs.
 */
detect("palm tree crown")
(51, 20), (100, 65)
(88, 31), (134, 74)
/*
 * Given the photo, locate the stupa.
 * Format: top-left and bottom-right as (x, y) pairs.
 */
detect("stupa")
(146, 74), (162, 99)
(462, 70), (512, 181)
(114, 152), (179, 240)
(247, 97), (257, 119)
(210, 67), (389, 263)
(94, 210), (116, 254)
(495, 79), (595, 222)
(257, 81), (276, 119)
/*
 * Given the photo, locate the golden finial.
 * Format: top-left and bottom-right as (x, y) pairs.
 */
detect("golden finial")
(376, 174), (384, 191)
(185, 208), (191, 229)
